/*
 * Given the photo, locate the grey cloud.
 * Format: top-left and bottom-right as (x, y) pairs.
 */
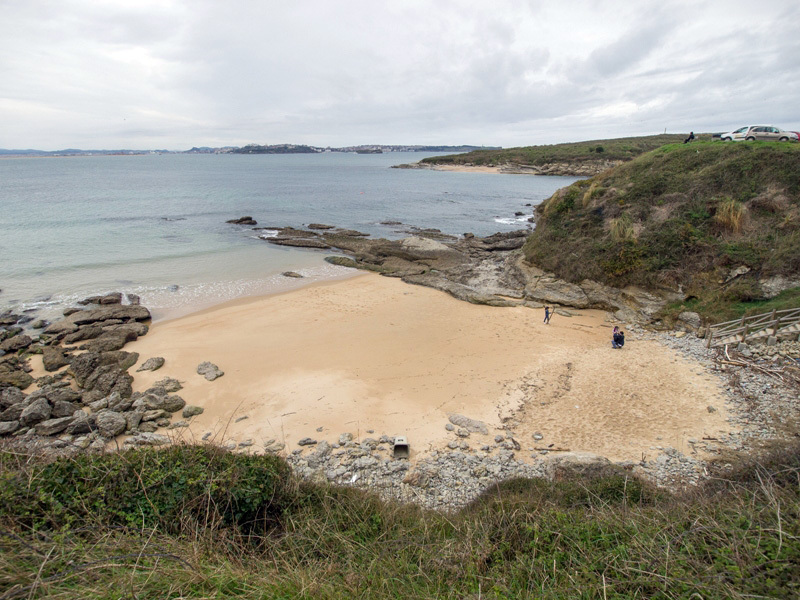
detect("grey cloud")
(1, 1), (798, 149)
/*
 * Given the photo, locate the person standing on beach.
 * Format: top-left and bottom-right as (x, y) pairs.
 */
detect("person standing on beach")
(544, 306), (551, 324)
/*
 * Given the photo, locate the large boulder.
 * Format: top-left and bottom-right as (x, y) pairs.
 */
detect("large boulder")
(448, 414), (488, 435)
(66, 410), (95, 435)
(0, 420), (20, 435)
(19, 397), (52, 427)
(44, 387), (82, 404)
(182, 405), (204, 418)
(95, 410), (127, 438)
(0, 334), (33, 353)
(35, 416), (76, 436)
(51, 400), (80, 418)
(0, 399), (31, 421)
(0, 360), (33, 389)
(125, 410), (143, 431)
(142, 393), (185, 413)
(0, 387), (25, 408)
(42, 346), (70, 371)
(137, 357), (165, 372)
(154, 377), (182, 392)
(106, 392), (133, 412)
(197, 362), (224, 381)
(69, 352), (135, 399)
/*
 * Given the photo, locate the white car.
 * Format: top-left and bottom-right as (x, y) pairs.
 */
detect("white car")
(720, 126), (798, 142)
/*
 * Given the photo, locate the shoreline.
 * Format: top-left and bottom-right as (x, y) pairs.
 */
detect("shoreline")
(124, 272), (733, 464)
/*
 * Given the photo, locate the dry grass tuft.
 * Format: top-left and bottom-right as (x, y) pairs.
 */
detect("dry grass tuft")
(609, 214), (637, 242)
(714, 196), (748, 233)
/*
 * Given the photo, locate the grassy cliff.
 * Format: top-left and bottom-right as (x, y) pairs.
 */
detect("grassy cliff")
(420, 134), (698, 168)
(2, 444), (799, 598)
(522, 141), (800, 320)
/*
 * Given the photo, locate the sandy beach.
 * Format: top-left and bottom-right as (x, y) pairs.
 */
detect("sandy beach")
(125, 273), (733, 463)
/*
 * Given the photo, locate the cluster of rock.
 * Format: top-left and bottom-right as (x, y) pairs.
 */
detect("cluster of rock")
(282, 427), (703, 511)
(0, 292), (207, 454)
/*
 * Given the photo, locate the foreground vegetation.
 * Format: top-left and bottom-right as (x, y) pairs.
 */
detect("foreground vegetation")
(522, 141), (800, 322)
(1, 444), (799, 599)
(420, 134), (701, 168)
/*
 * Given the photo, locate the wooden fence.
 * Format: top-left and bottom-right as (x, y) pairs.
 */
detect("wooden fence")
(705, 307), (800, 348)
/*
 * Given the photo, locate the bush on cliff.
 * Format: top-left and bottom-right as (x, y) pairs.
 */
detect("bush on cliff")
(523, 141), (800, 319)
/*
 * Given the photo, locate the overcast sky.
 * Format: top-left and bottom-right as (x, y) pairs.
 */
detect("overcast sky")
(1, 0), (798, 150)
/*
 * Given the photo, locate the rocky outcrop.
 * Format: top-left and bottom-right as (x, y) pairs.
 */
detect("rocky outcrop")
(44, 305), (151, 336)
(256, 223), (679, 320)
(226, 216), (258, 225)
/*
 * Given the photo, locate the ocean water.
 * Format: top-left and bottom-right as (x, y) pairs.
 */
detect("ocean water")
(0, 152), (579, 321)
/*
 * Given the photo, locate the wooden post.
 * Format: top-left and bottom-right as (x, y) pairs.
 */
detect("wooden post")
(705, 325), (712, 348)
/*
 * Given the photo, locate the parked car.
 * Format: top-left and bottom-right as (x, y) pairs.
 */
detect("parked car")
(720, 126), (798, 142)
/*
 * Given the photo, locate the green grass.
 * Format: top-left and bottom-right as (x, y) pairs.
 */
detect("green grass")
(2, 443), (799, 598)
(522, 141), (800, 322)
(663, 286), (800, 324)
(420, 134), (700, 167)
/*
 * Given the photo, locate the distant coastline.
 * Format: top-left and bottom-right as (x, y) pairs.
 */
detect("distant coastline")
(0, 143), (499, 158)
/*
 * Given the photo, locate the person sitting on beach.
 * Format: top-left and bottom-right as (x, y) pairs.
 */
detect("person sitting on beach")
(683, 131), (695, 144)
(612, 328), (625, 349)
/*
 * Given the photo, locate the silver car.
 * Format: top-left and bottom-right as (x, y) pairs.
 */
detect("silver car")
(721, 126), (798, 142)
